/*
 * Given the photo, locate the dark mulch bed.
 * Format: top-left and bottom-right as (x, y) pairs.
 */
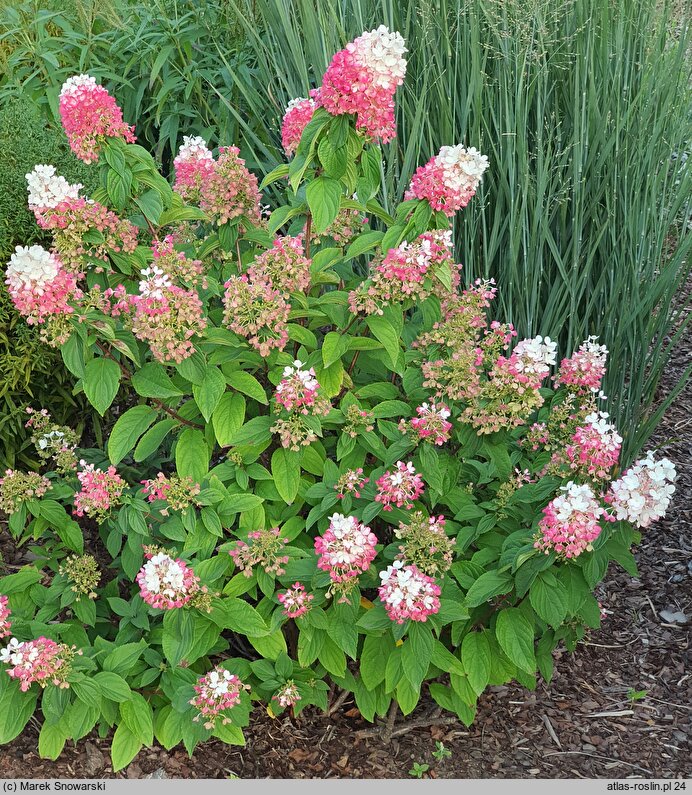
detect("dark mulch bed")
(1, 329), (690, 779)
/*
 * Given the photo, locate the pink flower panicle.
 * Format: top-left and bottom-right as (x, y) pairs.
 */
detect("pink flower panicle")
(273, 681), (301, 709)
(274, 359), (330, 415)
(277, 583), (314, 619)
(0, 596), (11, 640)
(5, 245), (81, 327)
(334, 468), (369, 499)
(190, 667), (245, 729)
(107, 267), (207, 363)
(608, 452), (676, 528)
(378, 561), (441, 624)
(229, 528), (290, 578)
(247, 235), (311, 294)
(152, 236), (206, 288)
(200, 146), (263, 227)
(494, 335), (557, 391)
(59, 74), (135, 163)
(281, 93), (318, 156)
(535, 482), (611, 559)
(375, 461), (425, 511)
(0, 636), (79, 691)
(222, 275), (289, 357)
(405, 144), (489, 216)
(349, 230), (456, 315)
(314, 513), (378, 597)
(402, 401), (453, 446)
(555, 336), (608, 393)
(73, 462), (125, 522)
(565, 411), (622, 479)
(136, 550), (202, 610)
(173, 136), (215, 204)
(141, 473), (201, 514)
(0, 469), (51, 514)
(320, 25), (407, 143)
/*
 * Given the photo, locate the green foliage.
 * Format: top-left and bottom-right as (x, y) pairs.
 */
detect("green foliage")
(0, 96), (97, 467)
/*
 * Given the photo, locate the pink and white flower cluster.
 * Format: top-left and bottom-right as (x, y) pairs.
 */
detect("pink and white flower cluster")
(535, 482), (612, 559)
(141, 473), (201, 514)
(277, 583), (314, 619)
(281, 93), (318, 156)
(314, 513), (378, 587)
(0, 469), (51, 514)
(403, 402), (453, 446)
(173, 139), (262, 226)
(565, 412), (622, 479)
(247, 235), (311, 294)
(495, 335), (557, 391)
(152, 236), (206, 288)
(26, 164), (82, 210)
(0, 596), (11, 640)
(0, 636), (77, 691)
(375, 461), (425, 511)
(5, 245), (80, 326)
(190, 667), (245, 729)
(136, 551), (202, 610)
(405, 144), (489, 216)
(229, 528), (290, 578)
(555, 336), (608, 393)
(273, 681), (301, 708)
(59, 74), (135, 163)
(349, 230), (455, 315)
(320, 25), (407, 143)
(275, 360), (329, 415)
(72, 462), (125, 521)
(608, 453), (676, 528)
(222, 275), (290, 357)
(378, 560), (441, 623)
(334, 468), (369, 499)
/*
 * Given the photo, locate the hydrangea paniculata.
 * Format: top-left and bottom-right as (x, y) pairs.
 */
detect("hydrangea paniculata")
(0, 469), (51, 514)
(535, 482), (611, 559)
(281, 93), (318, 156)
(59, 74), (135, 163)
(378, 560), (441, 623)
(229, 528), (290, 578)
(608, 453), (676, 528)
(314, 513), (378, 598)
(247, 235), (311, 294)
(222, 275), (289, 357)
(0, 636), (79, 691)
(190, 667), (245, 729)
(273, 681), (301, 709)
(58, 554), (101, 600)
(334, 468), (369, 499)
(72, 462), (125, 522)
(25, 408), (79, 473)
(401, 401), (453, 446)
(173, 135), (215, 204)
(394, 512), (455, 576)
(152, 236), (206, 288)
(375, 461), (424, 511)
(26, 164), (82, 210)
(565, 412), (622, 479)
(405, 144), (489, 216)
(320, 25), (407, 143)
(277, 583), (314, 619)
(274, 360), (330, 415)
(555, 336), (608, 393)
(141, 473), (201, 514)
(0, 596), (11, 640)
(199, 146), (263, 227)
(136, 550), (204, 610)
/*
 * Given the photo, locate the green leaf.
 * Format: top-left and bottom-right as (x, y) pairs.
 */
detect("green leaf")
(306, 176), (342, 233)
(360, 634), (393, 690)
(93, 672), (131, 702)
(461, 631), (492, 695)
(322, 331), (349, 368)
(529, 572), (568, 629)
(402, 622), (433, 689)
(271, 448), (301, 504)
(222, 598), (269, 636)
(224, 416), (274, 448)
(72, 678), (101, 709)
(134, 419), (179, 462)
(211, 393), (246, 446)
(175, 428), (209, 483)
(0, 681), (37, 743)
(108, 405), (158, 465)
(38, 720), (67, 761)
(225, 371), (268, 404)
(111, 723), (142, 772)
(131, 362), (183, 399)
(464, 571), (514, 608)
(120, 693), (154, 746)
(317, 137), (348, 179)
(495, 608), (536, 674)
(83, 358), (121, 416)
(103, 641), (147, 675)
(193, 365), (226, 422)
(345, 230), (384, 260)
(366, 315), (400, 369)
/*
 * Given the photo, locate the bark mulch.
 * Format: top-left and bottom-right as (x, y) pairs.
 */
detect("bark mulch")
(1, 331), (689, 780)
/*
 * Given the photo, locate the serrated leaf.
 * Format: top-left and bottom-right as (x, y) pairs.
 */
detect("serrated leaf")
(83, 358), (120, 416)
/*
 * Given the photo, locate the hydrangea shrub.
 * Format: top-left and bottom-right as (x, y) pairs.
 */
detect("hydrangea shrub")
(0, 26), (677, 770)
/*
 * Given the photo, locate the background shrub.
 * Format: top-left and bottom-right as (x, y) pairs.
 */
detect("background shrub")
(0, 95), (97, 468)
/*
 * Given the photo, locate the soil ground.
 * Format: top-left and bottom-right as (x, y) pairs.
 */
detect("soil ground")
(0, 331), (689, 780)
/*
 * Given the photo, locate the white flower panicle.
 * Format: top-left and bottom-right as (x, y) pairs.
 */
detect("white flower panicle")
(26, 165), (82, 210)
(175, 135), (213, 162)
(513, 335), (558, 377)
(609, 452), (676, 528)
(6, 245), (60, 291)
(352, 26), (408, 89)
